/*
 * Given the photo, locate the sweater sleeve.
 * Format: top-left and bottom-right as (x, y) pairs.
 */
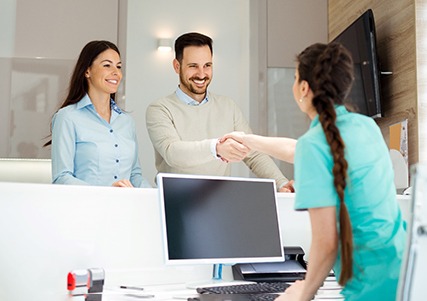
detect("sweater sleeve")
(146, 98), (216, 169)
(244, 151), (289, 189)
(232, 103), (290, 188)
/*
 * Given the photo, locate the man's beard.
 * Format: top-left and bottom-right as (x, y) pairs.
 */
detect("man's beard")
(179, 73), (211, 95)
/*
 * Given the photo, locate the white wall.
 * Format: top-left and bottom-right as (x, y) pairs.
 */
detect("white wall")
(13, 0), (118, 59)
(267, 0), (328, 68)
(123, 0), (251, 186)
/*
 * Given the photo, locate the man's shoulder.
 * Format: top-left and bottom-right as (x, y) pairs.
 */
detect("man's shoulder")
(146, 93), (181, 116)
(147, 91), (239, 110)
(146, 93), (182, 120)
(207, 91), (234, 102)
(207, 92), (240, 110)
(149, 92), (178, 106)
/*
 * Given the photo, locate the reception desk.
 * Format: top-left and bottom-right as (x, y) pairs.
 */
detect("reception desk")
(0, 182), (411, 301)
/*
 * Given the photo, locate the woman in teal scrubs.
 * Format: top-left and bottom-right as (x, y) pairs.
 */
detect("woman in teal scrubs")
(221, 42), (406, 300)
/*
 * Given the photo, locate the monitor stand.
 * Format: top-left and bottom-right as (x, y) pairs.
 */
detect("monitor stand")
(212, 263), (223, 281)
(185, 264), (254, 289)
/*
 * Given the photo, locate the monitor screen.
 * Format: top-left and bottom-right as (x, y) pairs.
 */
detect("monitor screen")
(157, 173), (284, 265)
(333, 9), (382, 118)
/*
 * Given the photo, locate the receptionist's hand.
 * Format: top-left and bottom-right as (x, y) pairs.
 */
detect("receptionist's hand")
(275, 280), (305, 301)
(216, 137), (250, 162)
(112, 179), (134, 188)
(279, 180), (295, 193)
(219, 131), (246, 144)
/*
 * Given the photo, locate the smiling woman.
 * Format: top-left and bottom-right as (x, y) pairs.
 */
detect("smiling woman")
(85, 48), (123, 122)
(44, 40), (151, 188)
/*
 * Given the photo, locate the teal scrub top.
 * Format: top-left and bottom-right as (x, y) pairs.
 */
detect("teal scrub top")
(294, 106), (406, 300)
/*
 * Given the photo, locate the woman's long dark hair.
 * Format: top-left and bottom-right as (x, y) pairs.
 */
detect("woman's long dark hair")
(297, 42), (354, 286)
(43, 40), (120, 147)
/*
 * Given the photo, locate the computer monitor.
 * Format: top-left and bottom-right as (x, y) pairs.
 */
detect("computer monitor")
(157, 173), (285, 269)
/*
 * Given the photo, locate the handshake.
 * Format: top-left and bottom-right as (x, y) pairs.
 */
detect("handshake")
(216, 131), (253, 163)
(216, 131), (296, 193)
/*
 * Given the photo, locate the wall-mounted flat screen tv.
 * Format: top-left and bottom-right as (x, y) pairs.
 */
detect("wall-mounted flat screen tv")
(333, 9), (382, 118)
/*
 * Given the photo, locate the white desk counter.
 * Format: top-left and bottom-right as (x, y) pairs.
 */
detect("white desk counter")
(0, 182), (410, 301)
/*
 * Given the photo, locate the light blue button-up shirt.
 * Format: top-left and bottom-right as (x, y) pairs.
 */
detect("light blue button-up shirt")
(51, 94), (150, 187)
(175, 85), (209, 106)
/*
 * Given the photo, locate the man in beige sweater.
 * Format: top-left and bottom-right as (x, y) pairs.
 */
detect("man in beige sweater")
(146, 32), (294, 192)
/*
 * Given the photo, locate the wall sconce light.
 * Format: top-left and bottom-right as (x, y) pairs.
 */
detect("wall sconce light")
(157, 38), (173, 52)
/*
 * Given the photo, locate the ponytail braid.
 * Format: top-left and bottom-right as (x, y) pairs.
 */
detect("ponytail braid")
(300, 42), (354, 286)
(315, 97), (353, 286)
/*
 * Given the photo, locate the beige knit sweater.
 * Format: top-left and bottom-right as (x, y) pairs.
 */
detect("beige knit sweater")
(146, 91), (288, 189)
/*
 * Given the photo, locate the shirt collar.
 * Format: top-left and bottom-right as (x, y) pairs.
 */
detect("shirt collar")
(76, 94), (122, 114)
(76, 94), (92, 109)
(175, 86), (209, 106)
(310, 105), (348, 128)
(110, 98), (122, 114)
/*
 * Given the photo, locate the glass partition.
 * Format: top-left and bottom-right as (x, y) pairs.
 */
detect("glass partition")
(267, 67), (310, 179)
(0, 0), (119, 159)
(0, 57), (74, 158)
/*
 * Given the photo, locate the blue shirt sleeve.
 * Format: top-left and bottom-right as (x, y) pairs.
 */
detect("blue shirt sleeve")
(51, 110), (89, 185)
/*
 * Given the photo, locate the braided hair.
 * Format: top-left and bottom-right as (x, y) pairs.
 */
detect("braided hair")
(297, 42), (354, 286)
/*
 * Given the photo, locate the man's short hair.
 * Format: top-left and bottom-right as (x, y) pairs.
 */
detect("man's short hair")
(174, 32), (213, 62)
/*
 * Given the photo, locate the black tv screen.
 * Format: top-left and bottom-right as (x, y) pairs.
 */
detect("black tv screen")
(333, 9), (382, 118)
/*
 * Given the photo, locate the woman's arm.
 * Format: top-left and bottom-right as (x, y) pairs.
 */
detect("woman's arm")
(221, 132), (297, 163)
(276, 206), (338, 301)
(301, 206), (338, 298)
(51, 112), (88, 185)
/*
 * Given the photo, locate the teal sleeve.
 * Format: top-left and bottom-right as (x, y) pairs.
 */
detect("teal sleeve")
(294, 136), (339, 210)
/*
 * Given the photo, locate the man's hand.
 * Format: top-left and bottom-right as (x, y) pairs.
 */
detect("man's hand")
(216, 138), (250, 162)
(279, 180), (295, 193)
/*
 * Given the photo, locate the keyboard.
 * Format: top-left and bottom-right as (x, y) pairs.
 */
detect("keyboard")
(196, 282), (289, 295)
(189, 293), (280, 301)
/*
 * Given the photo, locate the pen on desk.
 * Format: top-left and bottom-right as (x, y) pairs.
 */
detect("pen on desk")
(124, 293), (155, 299)
(120, 285), (145, 291)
